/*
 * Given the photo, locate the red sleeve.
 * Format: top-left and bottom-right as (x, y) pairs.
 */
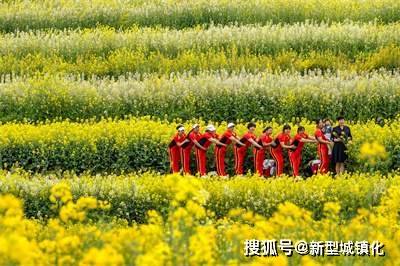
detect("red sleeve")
(224, 131), (233, 138)
(189, 132), (198, 141)
(245, 133), (255, 141)
(178, 134), (186, 142)
(204, 132), (212, 139)
(278, 134), (286, 142)
(315, 129), (322, 138)
(261, 135), (270, 144)
(173, 134), (180, 142)
(295, 134), (302, 141)
(304, 133), (309, 139)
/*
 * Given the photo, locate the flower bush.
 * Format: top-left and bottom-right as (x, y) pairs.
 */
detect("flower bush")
(0, 117), (396, 173)
(0, 170), (397, 223)
(1, 0), (400, 32)
(1, 71), (400, 122)
(0, 172), (400, 265)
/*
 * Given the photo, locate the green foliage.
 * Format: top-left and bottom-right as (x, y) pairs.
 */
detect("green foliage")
(0, 118), (397, 174)
(0, 170), (395, 222)
(2, 23), (400, 59)
(0, 46), (399, 77)
(1, 72), (400, 122)
(1, 0), (400, 32)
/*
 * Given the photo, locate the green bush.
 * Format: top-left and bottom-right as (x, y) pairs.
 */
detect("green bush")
(1, 0), (400, 32)
(1, 71), (400, 122)
(0, 118), (397, 174)
(0, 170), (395, 223)
(0, 46), (399, 77)
(2, 23), (400, 59)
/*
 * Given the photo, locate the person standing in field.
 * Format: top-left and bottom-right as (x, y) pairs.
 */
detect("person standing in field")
(253, 126), (276, 177)
(270, 125), (295, 176)
(195, 124), (226, 176)
(168, 125), (187, 173)
(332, 116), (352, 175)
(315, 119), (333, 174)
(323, 118), (333, 158)
(180, 124), (205, 175)
(234, 122), (262, 175)
(215, 123), (245, 177)
(288, 126), (317, 177)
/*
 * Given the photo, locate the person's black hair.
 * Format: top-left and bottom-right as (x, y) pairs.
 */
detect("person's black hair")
(337, 116), (345, 121)
(247, 122), (256, 129)
(176, 124), (184, 130)
(297, 126), (305, 133)
(263, 126), (272, 133)
(282, 124), (291, 131)
(315, 118), (323, 125)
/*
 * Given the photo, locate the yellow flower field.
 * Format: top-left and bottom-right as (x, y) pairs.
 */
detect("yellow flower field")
(0, 172), (399, 265)
(1, 0), (399, 264)
(0, 117), (395, 173)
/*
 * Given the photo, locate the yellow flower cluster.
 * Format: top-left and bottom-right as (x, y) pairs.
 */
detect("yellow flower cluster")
(50, 182), (110, 223)
(0, 173), (399, 265)
(50, 182), (73, 204)
(80, 246), (124, 266)
(359, 141), (388, 166)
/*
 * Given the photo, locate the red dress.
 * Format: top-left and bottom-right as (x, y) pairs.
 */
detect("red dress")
(195, 132), (216, 176)
(253, 133), (273, 177)
(288, 132), (308, 176)
(168, 133), (186, 173)
(215, 130), (235, 176)
(180, 131), (200, 175)
(234, 132), (256, 175)
(270, 133), (290, 176)
(315, 128), (330, 174)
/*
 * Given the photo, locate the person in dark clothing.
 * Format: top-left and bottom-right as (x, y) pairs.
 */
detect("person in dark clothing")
(332, 116), (352, 174)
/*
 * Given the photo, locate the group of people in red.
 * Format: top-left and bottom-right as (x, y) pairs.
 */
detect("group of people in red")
(168, 117), (352, 177)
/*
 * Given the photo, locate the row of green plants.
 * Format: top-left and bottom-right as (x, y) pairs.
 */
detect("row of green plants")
(0, 170), (395, 223)
(2, 172), (400, 265)
(2, 23), (400, 59)
(1, 71), (400, 122)
(0, 45), (399, 76)
(1, 0), (400, 32)
(0, 118), (395, 174)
